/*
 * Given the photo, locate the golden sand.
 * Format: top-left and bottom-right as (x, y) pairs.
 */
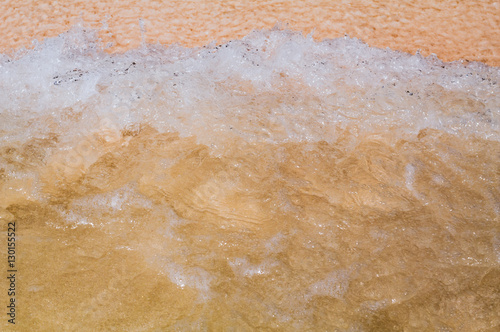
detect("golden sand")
(1, 1), (499, 331)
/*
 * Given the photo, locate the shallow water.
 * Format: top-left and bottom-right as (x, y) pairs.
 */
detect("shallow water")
(0, 26), (499, 331)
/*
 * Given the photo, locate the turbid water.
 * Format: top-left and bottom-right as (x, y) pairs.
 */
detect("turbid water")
(0, 26), (499, 331)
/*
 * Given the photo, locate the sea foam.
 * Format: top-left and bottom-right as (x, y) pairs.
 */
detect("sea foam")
(1, 24), (499, 331)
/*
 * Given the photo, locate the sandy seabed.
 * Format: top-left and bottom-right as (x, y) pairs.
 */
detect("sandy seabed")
(0, 1), (499, 331)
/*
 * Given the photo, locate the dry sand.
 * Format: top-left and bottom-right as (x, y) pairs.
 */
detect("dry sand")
(1, 0), (499, 66)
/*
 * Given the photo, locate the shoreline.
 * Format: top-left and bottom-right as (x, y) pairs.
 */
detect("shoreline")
(1, 0), (499, 66)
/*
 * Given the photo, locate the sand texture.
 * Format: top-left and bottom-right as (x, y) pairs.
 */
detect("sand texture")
(1, 1), (499, 331)
(0, 0), (499, 66)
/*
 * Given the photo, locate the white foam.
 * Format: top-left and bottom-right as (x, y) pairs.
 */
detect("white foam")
(229, 257), (279, 277)
(0, 25), (498, 155)
(1, 24), (498, 329)
(159, 260), (214, 300)
(309, 269), (351, 299)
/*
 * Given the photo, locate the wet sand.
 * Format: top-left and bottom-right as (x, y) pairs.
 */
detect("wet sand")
(1, 1), (499, 331)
